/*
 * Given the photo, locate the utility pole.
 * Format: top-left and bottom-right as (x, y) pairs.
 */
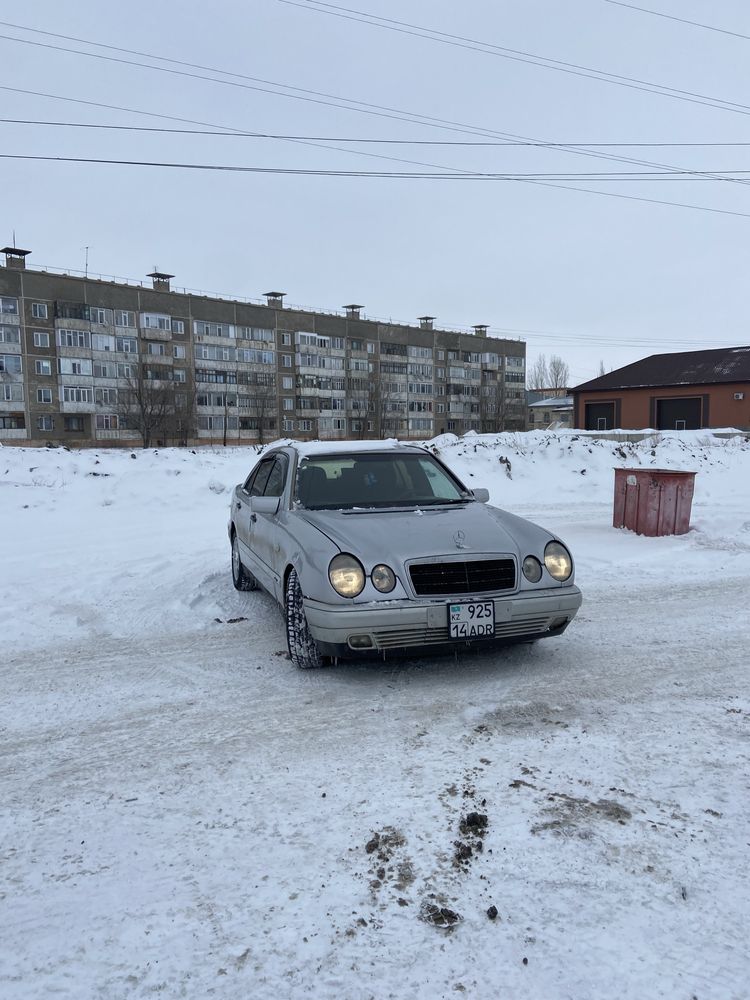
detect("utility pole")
(83, 246), (90, 277)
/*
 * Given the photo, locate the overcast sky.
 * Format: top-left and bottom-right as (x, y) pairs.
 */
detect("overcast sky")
(3, 0), (750, 383)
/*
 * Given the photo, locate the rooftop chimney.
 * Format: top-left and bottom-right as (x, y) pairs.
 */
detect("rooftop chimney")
(2, 246), (31, 270)
(344, 303), (363, 320)
(148, 270), (174, 291)
(472, 324), (489, 337)
(264, 291), (285, 308)
(418, 315), (435, 330)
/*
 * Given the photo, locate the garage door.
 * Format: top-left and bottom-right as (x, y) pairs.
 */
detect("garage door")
(585, 401), (615, 430)
(656, 397), (702, 430)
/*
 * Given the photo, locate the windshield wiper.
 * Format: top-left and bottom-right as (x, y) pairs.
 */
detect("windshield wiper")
(414, 497), (471, 506)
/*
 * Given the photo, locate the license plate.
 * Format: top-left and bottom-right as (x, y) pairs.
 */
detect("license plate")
(448, 601), (495, 639)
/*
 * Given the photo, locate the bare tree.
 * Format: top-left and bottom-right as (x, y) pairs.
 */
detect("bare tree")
(162, 384), (196, 446)
(527, 354), (550, 390)
(116, 364), (176, 448)
(548, 355), (570, 390)
(246, 382), (277, 444)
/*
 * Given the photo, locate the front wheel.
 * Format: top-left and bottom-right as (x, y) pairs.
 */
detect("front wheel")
(285, 569), (323, 669)
(231, 532), (257, 591)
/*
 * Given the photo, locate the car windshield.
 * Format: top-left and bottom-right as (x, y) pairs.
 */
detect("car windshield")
(294, 452), (471, 510)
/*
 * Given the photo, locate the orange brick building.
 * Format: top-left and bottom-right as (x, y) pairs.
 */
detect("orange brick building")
(572, 346), (750, 431)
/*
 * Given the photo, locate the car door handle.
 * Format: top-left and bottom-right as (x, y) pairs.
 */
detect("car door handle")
(235, 501), (242, 509)
(250, 513), (257, 522)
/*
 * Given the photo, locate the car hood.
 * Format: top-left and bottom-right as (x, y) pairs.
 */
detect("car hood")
(299, 502), (544, 563)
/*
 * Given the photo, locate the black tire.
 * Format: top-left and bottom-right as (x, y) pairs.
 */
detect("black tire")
(231, 531), (257, 592)
(285, 568), (323, 670)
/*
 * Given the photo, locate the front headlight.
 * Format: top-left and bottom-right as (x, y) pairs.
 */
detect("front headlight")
(522, 555), (543, 583)
(328, 553), (366, 598)
(544, 541), (573, 582)
(371, 564), (396, 593)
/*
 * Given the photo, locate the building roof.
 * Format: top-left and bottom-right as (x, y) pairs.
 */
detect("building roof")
(528, 395), (573, 409)
(573, 346), (750, 392)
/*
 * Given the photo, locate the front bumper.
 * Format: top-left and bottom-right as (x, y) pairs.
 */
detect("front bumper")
(304, 586), (582, 657)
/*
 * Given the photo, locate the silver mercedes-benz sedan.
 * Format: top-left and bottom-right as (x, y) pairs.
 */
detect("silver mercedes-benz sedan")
(228, 442), (582, 668)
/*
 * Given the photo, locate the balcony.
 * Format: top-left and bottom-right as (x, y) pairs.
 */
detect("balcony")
(140, 326), (172, 341)
(0, 398), (24, 411)
(0, 427), (27, 439)
(60, 400), (96, 413)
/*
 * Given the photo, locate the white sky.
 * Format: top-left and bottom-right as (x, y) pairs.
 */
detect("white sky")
(3, 0), (750, 384)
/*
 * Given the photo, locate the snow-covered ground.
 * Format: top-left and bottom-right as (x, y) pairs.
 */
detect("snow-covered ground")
(1, 430), (749, 999)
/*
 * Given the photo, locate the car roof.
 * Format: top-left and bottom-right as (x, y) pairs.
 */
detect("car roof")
(266, 439), (429, 460)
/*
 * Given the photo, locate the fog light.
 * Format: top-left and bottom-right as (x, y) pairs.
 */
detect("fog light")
(550, 616), (569, 630)
(349, 634), (374, 649)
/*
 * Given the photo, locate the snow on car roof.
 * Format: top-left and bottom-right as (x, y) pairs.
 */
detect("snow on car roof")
(262, 438), (428, 458)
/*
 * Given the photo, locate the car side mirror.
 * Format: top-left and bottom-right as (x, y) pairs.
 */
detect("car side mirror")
(472, 488), (490, 503)
(250, 496), (281, 515)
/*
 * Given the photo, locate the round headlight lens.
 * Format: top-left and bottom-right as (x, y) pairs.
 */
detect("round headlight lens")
(522, 555), (543, 583)
(328, 553), (366, 598)
(371, 564), (396, 593)
(544, 541), (573, 582)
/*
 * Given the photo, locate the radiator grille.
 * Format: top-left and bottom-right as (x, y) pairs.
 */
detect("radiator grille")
(408, 558), (516, 596)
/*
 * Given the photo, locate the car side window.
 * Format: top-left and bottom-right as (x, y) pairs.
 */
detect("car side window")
(263, 456), (288, 498)
(249, 459), (274, 497)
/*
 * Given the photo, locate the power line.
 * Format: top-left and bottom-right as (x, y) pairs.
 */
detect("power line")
(3, 64), (750, 215)
(4, 117), (750, 148)
(3, 26), (750, 192)
(277, 0), (750, 118)
(603, 1), (750, 43)
(4, 102), (750, 220)
(6, 152), (750, 180)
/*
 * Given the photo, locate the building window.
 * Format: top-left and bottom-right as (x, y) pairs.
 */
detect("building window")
(91, 333), (115, 351)
(35, 359), (52, 376)
(64, 416), (85, 432)
(173, 344), (186, 359)
(115, 336), (138, 353)
(95, 414), (119, 430)
(37, 388), (52, 403)
(282, 397), (294, 410)
(57, 329), (90, 349)
(0, 414), (25, 430)
(89, 307), (112, 325)
(366, 342), (375, 354)
(32, 305), (48, 323)
(299, 419), (313, 431)
(147, 342), (166, 356)
(0, 325), (21, 345)
(2, 383), (23, 401)
(62, 386), (94, 403)
(141, 313), (172, 331)
(281, 354), (293, 368)
(58, 358), (93, 376)
(281, 376), (293, 389)
(173, 368), (187, 383)
(115, 310), (136, 328)
(332, 418), (346, 431)
(282, 419), (295, 432)
(0, 353), (22, 374)
(37, 415), (54, 431)
(95, 387), (118, 405)
(0, 296), (18, 314)
(172, 319), (185, 335)
(280, 332), (292, 346)
(194, 320), (235, 338)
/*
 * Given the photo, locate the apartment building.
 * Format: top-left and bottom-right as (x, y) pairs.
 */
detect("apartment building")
(0, 247), (526, 447)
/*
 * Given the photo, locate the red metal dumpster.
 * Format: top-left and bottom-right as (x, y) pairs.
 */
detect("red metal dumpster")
(613, 468), (696, 536)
